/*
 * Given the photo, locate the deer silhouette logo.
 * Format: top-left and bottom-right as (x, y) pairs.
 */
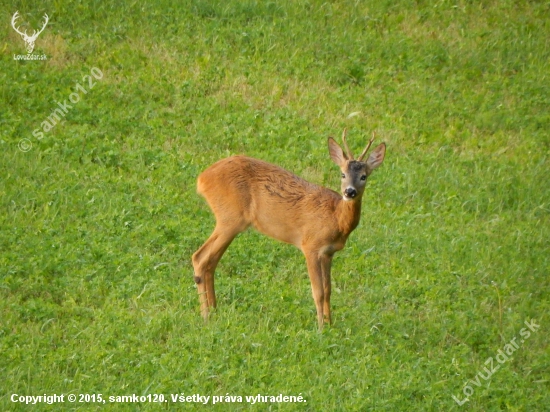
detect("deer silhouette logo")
(11, 11), (49, 54)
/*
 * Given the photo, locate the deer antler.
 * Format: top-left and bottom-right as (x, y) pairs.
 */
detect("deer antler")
(11, 11), (28, 37)
(357, 132), (376, 161)
(341, 128), (354, 160)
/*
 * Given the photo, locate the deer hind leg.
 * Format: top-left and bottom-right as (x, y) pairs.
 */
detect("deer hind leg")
(192, 223), (244, 320)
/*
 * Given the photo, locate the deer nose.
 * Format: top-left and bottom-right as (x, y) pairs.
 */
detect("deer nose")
(344, 187), (357, 199)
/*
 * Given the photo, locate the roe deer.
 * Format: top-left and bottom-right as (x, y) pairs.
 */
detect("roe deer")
(192, 129), (386, 329)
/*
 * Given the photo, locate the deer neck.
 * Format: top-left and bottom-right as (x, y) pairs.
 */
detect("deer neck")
(336, 196), (362, 236)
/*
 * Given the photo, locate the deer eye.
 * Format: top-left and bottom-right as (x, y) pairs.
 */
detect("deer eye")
(341, 173), (346, 179)
(360, 175), (367, 181)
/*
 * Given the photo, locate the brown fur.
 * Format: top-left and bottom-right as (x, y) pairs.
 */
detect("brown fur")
(192, 137), (385, 329)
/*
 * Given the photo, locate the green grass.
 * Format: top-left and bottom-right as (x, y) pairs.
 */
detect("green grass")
(1, 0), (549, 410)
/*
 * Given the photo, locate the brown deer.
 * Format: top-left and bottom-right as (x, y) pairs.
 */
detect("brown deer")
(192, 129), (386, 329)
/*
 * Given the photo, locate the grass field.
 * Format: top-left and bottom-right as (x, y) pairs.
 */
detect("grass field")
(1, 0), (549, 410)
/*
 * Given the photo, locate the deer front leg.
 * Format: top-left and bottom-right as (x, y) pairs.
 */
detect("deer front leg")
(304, 251), (325, 330)
(320, 253), (333, 325)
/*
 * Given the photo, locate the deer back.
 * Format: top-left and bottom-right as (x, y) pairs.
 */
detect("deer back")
(197, 155), (344, 249)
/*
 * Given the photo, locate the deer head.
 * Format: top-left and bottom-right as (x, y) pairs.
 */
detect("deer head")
(11, 11), (49, 54)
(328, 128), (386, 201)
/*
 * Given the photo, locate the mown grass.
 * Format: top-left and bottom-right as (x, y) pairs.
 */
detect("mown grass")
(1, 0), (549, 410)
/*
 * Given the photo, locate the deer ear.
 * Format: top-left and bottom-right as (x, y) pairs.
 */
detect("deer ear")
(366, 143), (386, 170)
(328, 137), (348, 167)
